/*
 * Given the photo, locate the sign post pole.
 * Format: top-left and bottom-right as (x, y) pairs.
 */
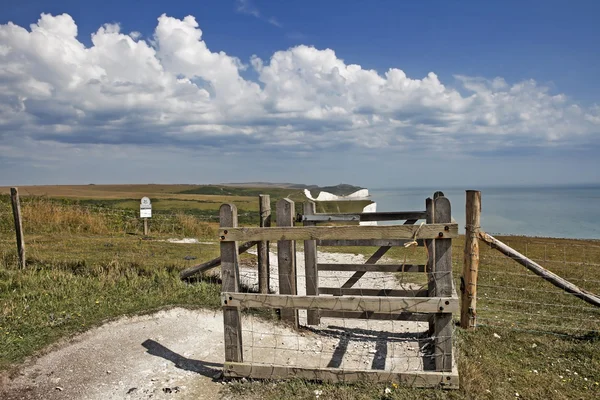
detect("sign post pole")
(140, 197), (152, 236)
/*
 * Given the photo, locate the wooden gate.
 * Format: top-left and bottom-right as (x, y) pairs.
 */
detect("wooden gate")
(218, 192), (459, 388)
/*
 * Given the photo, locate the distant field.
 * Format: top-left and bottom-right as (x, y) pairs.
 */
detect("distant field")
(0, 184), (372, 217)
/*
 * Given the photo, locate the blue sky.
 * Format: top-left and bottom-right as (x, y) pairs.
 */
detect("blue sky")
(0, 0), (599, 187)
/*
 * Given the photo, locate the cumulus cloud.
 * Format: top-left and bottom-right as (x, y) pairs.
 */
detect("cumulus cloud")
(0, 12), (599, 159)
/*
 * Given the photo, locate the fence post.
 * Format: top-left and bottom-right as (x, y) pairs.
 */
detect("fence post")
(303, 200), (320, 325)
(258, 195), (271, 294)
(425, 197), (434, 334)
(461, 190), (481, 329)
(433, 194), (453, 372)
(10, 188), (26, 269)
(277, 198), (299, 328)
(221, 204), (242, 362)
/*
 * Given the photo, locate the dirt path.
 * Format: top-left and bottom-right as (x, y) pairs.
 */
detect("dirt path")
(2, 250), (431, 399)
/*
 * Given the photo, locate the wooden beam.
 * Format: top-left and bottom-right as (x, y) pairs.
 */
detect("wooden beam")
(425, 197), (435, 335)
(277, 198), (299, 327)
(220, 204), (243, 363)
(340, 246), (390, 289)
(221, 293), (459, 314)
(179, 241), (257, 280)
(433, 195), (453, 372)
(317, 239), (424, 247)
(258, 194), (271, 294)
(461, 190), (481, 329)
(300, 211), (427, 222)
(479, 231), (600, 308)
(303, 201), (319, 325)
(318, 263), (426, 273)
(318, 287), (429, 297)
(10, 188), (26, 269)
(319, 310), (432, 322)
(219, 224), (458, 242)
(223, 363), (459, 389)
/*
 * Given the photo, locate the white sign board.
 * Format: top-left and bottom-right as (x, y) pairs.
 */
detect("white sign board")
(140, 197), (152, 218)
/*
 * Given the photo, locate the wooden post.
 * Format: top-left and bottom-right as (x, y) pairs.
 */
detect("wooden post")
(143, 219), (149, 236)
(220, 204), (242, 362)
(303, 201), (320, 325)
(258, 195), (271, 294)
(425, 197), (434, 334)
(10, 188), (26, 269)
(433, 194), (453, 372)
(277, 198), (299, 328)
(461, 190), (480, 329)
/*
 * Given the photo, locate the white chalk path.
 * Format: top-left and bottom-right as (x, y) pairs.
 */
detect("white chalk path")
(2, 250), (440, 400)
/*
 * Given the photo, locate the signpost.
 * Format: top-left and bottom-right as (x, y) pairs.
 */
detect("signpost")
(140, 197), (152, 235)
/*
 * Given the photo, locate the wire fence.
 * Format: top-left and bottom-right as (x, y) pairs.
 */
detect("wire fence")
(224, 247), (453, 379)
(476, 236), (600, 336)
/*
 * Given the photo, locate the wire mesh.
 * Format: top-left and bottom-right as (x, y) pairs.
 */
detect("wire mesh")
(227, 246), (455, 376)
(477, 237), (600, 336)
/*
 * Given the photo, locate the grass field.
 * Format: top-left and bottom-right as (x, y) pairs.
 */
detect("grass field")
(1, 184), (599, 399)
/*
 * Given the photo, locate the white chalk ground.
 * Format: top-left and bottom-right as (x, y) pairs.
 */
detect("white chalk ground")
(1, 249), (439, 400)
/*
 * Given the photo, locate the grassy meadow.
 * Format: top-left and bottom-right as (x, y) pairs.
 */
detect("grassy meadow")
(1, 184), (599, 399)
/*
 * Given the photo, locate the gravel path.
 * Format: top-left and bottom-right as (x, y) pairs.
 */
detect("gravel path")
(1, 250), (433, 400)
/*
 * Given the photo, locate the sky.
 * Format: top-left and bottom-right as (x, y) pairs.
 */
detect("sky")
(0, 0), (599, 188)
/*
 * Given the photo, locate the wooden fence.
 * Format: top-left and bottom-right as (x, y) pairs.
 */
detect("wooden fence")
(460, 190), (600, 331)
(219, 193), (460, 388)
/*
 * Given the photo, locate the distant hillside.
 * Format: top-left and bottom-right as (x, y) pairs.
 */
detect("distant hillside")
(179, 183), (364, 198)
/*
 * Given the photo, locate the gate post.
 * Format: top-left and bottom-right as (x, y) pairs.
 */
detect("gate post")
(258, 194), (271, 294)
(277, 198), (299, 328)
(432, 194), (453, 372)
(221, 204), (242, 362)
(304, 201), (320, 325)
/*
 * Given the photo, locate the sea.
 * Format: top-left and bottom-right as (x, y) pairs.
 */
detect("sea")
(369, 184), (600, 240)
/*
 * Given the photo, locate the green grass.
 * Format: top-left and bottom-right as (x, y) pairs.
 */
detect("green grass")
(0, 233), (223, 370)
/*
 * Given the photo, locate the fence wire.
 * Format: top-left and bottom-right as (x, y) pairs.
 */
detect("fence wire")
(223, 246), (455, 377)
(476, 237), (600, 336)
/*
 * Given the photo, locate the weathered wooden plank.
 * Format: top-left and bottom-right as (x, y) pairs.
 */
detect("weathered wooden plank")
(433, 196), (453, 372)
(10, 188), (26, 269)
(220, 204), (242, 363)
(221, 293), (459, 314)
(318, 239), (424, 247)
(258, 194), (271, 294)
(179, 241), (257, 279)
(318, 263), (426, 273)
(426, 197), (435, 335)
(277, 199), (298, 328)
(219, 224), (458, 242)
(341, 246), (390, 289)
(301, 211), (427, 222)
(479, 231), (600, 308)
(303, 201), (319, 325)
(318, 287), (429, 297)
(223, 363), (459, 389)
(461, 190), (481, 329)
(319, 310), (432, 322)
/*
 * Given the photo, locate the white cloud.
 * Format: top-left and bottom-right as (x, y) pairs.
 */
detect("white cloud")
(268, 17), (282, 28)
(235, 0), (283, 28)
(235, 0), (260, 18)
(0, 12), (598, 162)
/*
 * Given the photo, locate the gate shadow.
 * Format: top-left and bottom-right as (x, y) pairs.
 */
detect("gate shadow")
(141, 339), (223, 378)
(304, 325), (435, 371)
